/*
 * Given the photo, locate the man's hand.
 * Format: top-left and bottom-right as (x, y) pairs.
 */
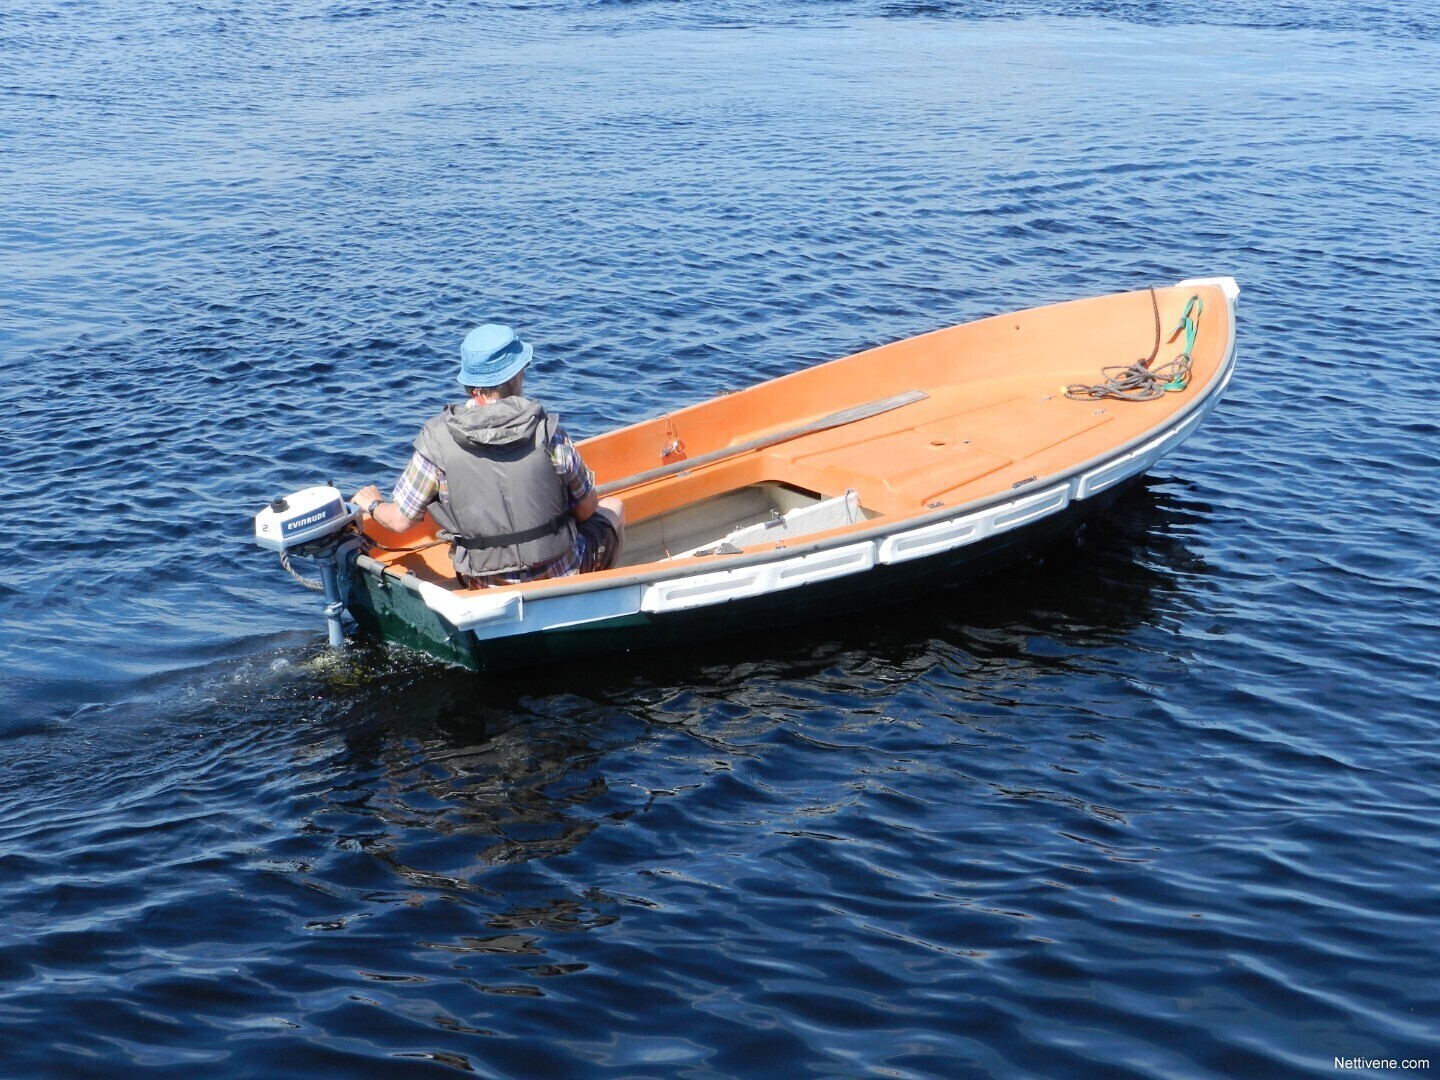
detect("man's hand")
(352, 485), (415, 533)
(353, 485), (384, 514)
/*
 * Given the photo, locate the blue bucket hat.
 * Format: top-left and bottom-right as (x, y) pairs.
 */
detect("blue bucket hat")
(458, 323), (533, 388)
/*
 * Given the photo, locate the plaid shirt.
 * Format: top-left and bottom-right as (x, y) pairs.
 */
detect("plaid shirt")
(391, 411), (597, 587)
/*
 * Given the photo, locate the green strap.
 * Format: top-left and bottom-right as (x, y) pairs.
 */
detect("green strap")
(1163, 294), (1202, 391)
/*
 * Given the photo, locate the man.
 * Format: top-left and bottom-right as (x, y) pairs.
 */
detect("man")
(354, 323), (624, 588)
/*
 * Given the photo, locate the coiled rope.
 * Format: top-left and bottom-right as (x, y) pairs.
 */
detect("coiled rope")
(279, 550), (325, 592)
(1064, 289), (1200, 403)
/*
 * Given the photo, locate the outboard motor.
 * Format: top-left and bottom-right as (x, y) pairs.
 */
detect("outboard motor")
(254, 485), (360, 647)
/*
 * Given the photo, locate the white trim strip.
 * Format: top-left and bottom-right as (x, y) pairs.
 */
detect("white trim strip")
(414, 580), (524, 631)
(878, 484), (1070, 566)
(877, 511), (986, 564)
(991, 484), (1071, 532)
(640, 542), (876, 613)
(1176, 275), (1241, 304)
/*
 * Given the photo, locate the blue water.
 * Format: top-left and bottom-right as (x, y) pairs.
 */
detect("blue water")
(3, 1), (1438, 1076)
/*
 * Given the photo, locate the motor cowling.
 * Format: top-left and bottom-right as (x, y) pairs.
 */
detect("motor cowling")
(255, 485), (360, 649)
(254, 485), (356, 552)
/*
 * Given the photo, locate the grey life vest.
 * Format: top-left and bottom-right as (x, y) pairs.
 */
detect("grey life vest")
(413, 397), (576, 578)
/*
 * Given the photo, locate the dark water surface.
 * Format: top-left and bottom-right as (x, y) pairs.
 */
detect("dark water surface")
(3, 1), (1438, 1077)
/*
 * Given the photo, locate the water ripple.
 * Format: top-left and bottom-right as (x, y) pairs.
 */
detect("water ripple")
(4, 3), (1440, 1077)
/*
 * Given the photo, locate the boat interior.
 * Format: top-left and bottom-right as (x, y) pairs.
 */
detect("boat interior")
(359, 282), (1232, 590)
(621, 481), (874, 565)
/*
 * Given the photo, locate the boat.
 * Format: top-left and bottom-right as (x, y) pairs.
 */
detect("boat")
(254, 277), (1239, 670)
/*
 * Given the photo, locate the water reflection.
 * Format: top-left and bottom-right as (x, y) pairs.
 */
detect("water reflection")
(302, 475), (1214, 892)
(0, 466), (1239, 1074)
(594, 477), (1215, 707)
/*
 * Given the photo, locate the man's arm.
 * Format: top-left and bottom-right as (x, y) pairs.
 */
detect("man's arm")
(352, 484), (421, 533)
(571, 488), (599, 522)
(353, 451), (440, 533)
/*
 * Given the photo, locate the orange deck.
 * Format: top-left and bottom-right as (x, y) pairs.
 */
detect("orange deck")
(362, 282), (1234, 591)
